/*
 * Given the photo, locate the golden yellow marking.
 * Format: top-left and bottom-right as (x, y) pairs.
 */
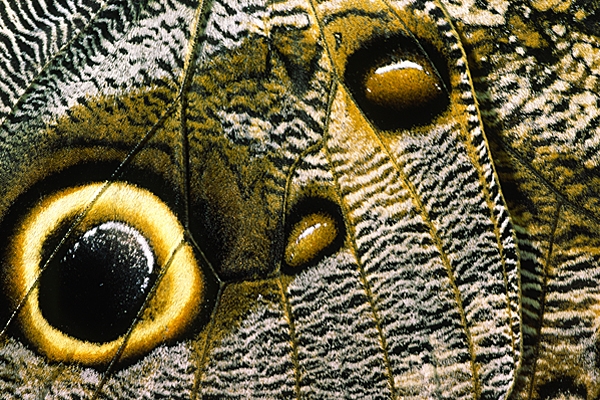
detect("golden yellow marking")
(530, 0), (572, 12)
(574, 9), (587, 20)
(6, 182), (202, 366)
(509, 16), (546, 48)
(272, 23), (320, 73)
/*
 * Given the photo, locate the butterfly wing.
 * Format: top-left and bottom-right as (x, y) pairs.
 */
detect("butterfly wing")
(0, 0), (521, 398)
(444, 0), (600, 398)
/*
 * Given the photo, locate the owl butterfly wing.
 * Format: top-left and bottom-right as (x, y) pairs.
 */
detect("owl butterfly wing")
(443, 1), (600, 398)
(0, 0), (206, 397)
(0, 0), (519, 399)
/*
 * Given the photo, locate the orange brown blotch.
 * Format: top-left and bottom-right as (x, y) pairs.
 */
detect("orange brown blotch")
(285, 213), (338, 268)
(363, 61), (443, 112)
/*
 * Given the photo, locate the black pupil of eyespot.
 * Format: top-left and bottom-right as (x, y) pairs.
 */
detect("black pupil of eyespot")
(39, 221), (156, 343)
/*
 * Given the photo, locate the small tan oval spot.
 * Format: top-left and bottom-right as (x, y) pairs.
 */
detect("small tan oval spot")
(285, 213), (338, 268)
(364, 60), (443, 112)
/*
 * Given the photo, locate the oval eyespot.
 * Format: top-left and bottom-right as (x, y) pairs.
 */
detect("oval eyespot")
(5, 182), (203, 366)
(344, 35), (449, 131)
(285, 213), (338, 268)
(283, 198), (345, 271)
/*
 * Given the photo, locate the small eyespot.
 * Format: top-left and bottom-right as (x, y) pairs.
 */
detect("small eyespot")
(283, 198), (345, 272)
(344, 35), (449, 131)
(5, 182), (203, 366)
(285, 213), (338, 268)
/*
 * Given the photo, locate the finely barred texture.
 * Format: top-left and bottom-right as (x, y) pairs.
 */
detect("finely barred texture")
(200, 289), (297, 399)
(2, 0), (595, 399)
(0, 0), (104, 120)
(442, 0), (600, 398)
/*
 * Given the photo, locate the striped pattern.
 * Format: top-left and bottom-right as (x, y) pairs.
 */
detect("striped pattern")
(2, 0), (597, 399)
(0, 0), (104, 121)
(1, 0), (192, 132)
(444, 0), (600, 398)
(287, 250), (392, 398)
(0, 338), (197, 398)
(199, 284), (297, 399)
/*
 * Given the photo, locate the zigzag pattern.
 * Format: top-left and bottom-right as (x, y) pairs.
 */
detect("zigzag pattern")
(0, 0), (103, 120)
(0, 0), (194, 134)
(200, 296), (297, 398)
(8, 0), (590, 398)
(448, 0), (600, 397)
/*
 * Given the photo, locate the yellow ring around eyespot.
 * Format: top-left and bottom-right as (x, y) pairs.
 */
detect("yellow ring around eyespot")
(8, 182), (202, 366)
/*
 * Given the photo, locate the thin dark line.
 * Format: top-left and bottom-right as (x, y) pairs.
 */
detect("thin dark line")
(277, 138), (326, 400)
(190, 281), (225, 400)
(409, 0), (522, 377)
(179, 96), (191, 230)
(491, 135), (600, 225)
(177, 0), (214, 230)
(276, 96), (333, 400)
(0, 2), (110, 132)
(320, 129), (400, 399)
(109, 100), (180, 181)
(276, 276), (302, 400)
(89, 240), (186, 400)
(272, 6), (339, 396)
(306, 0), (399, 396)
(381, 0), (451, 96)
(527, 201), (562, 399)
(181, 3), (221, 386)
(321, 9), (388, 26)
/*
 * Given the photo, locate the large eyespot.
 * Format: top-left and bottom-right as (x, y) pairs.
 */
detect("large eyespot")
(344, 34), (449, 131)
(5, 182), (203, 366)
(283, 198), (345, 272)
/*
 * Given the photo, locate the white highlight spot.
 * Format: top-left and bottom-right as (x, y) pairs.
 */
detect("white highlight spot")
(85, 221), (155, 291)
(297, 223), (322, 242)
(374, 60), (423, 75)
